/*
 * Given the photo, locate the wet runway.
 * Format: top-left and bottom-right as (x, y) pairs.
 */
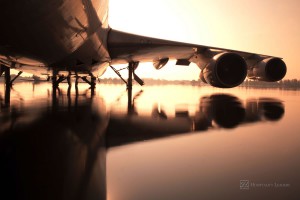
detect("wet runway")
(0, 82), (299, 200)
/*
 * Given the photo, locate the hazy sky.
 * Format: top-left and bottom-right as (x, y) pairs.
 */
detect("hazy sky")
(107, 0), (300, 80)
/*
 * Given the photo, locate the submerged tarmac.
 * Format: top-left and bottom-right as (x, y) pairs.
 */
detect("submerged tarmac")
(0, 82), (299, 200)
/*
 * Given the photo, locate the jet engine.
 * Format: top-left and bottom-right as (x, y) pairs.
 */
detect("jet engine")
(247, 57), (286, 82)
(200, 52), (247, 88)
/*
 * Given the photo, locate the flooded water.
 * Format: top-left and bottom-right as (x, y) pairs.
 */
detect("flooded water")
(0, 82), (299, 200)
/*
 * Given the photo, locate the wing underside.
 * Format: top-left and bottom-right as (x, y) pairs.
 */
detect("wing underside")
(108, 29), (269, 65)
(107, 29), (286, 88)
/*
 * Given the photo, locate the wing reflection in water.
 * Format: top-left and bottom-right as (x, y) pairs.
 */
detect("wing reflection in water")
(0, 85), (285, 200)
(107, 93), (285, 148)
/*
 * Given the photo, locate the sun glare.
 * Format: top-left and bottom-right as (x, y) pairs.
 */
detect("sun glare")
(109, 0), (300, 80)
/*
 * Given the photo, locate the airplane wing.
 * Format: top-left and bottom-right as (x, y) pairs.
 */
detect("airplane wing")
(107, 29), (287, 88)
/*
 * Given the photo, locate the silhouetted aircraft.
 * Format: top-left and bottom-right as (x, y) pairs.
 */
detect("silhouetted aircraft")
(0, 0), (286, 89)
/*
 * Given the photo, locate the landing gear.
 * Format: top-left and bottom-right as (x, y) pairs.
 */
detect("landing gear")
(80, 75), (96, 96)
(0, 65), (4, 77)
(110, 62), (144, 115)
(110, 62), (144, 89)
(80, 76), (96, 89)
(0, 64), (23, 107)
(127, 62), (135, 112)
(4, 66), (11, 107)
(52, 70), (69, 89)
(67, 74), (72, 97)
(10, 71), (23, 84)
(3, 65), (11, 87)
(0, 64), (23, 87)
(51, 70), (96, 97)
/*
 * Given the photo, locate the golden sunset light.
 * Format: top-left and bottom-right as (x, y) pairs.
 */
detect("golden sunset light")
(1, 1), (300, 199)
(108, 0), (300, 80)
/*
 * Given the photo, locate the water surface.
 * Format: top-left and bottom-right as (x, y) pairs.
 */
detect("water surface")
(0, 82), (299, 200)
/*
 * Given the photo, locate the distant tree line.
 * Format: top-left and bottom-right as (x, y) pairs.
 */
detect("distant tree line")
(99, 78), (199, 86)
(240, 79), (300, 89)
(99, 78), (300, 89)
(2, 76), (299, 89)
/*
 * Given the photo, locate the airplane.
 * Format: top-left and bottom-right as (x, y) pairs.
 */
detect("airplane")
(0, 0), (287, 90)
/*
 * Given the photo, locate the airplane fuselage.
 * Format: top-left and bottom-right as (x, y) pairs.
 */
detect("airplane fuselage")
(0, 0), (110, 77)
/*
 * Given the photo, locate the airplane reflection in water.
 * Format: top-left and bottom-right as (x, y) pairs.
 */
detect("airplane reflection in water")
(106, 93), (284, 147)
(0, 89), (108, 200)
(0, 86), (284, 200)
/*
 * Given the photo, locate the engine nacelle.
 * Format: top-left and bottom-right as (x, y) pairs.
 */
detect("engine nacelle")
(247, 57), (286, 82)
(201, 52), (247, 88)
